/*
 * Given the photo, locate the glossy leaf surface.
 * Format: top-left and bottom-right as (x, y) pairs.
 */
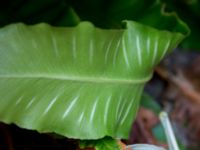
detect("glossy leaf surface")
(0, 21), (186, 139)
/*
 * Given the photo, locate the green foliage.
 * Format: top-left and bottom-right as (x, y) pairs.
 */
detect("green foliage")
(79, 137), (120, 150)
(0, 20), (186, 139)
(161, 0), (200, 50)
(153, 124), (167, 143)
(0, 1), (191, 150)
(0, 0), (79, 27)
(140, 93), (161, 114)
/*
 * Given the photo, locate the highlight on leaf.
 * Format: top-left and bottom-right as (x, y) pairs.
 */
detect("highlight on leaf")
(0, 19), (188, 140)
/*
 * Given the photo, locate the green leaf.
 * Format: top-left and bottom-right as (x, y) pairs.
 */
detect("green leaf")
(152, 123), (167, 143)
(160, 0), (199, 50)
(0, 20), (187, 139)
(79, 137), (121, 150)
(69, 0), (190, 34)
(0, 0), (80, 27)
(140, 93), (161, 115)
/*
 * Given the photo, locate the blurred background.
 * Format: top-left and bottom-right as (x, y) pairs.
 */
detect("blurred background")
(0, 0), (200, 149)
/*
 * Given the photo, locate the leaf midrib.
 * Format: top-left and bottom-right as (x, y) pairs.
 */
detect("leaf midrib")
(0, 74), (152, 84)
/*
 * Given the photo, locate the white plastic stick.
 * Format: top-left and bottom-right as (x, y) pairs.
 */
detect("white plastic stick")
(159, 112), (179, 150)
